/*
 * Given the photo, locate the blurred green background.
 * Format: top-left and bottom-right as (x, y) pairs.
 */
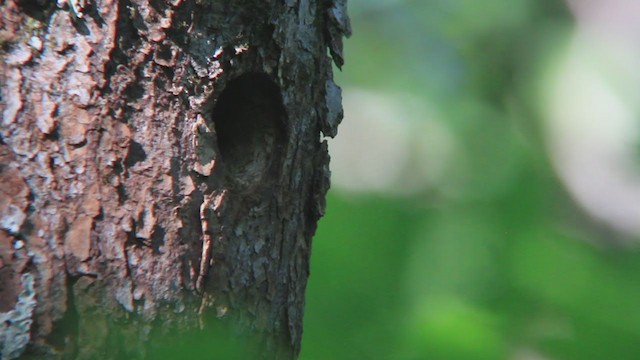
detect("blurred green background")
(301, 1), (640, 359)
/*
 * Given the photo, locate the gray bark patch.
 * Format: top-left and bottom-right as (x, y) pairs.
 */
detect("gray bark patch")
(0, 273), (36, 360)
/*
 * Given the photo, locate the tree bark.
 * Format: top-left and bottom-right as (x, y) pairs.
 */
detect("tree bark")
(0, 0), (349, 358)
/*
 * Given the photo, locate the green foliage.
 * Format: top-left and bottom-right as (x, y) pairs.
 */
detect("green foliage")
(301, 1), (640, 359)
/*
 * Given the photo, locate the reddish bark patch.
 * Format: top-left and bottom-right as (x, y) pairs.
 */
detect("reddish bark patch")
(0, 147), (29, 234)
(0, 231), (20, 312)
(64, 215), (93, 262)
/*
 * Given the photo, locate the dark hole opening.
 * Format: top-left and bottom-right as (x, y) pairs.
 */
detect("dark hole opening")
(124, 140), (147, 168)
(211, 73), (286, 190)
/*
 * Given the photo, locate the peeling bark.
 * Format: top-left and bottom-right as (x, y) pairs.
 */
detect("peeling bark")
(0, 0), (349, 358)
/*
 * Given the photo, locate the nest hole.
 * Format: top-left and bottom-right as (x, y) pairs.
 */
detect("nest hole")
(212, 73), (286, 190)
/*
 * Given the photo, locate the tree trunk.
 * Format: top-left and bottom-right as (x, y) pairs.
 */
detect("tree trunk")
(0, 0), (349, 358)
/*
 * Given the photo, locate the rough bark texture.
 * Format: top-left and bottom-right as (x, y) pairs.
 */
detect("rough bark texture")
(0, 0), (350, 358)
